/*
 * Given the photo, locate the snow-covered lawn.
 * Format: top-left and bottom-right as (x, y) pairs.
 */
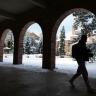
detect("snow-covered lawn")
(55, 57), (96, 78)
(1, 54), (96, 78)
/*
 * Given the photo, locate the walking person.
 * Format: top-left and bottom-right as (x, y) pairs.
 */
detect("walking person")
(69, 35), (94, 93)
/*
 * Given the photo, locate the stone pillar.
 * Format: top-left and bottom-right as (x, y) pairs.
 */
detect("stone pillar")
(13, 39), (23, 64)
(13, 28), (23, 64)
(0, 44), (3, 62)
(41, 22), (55, 70)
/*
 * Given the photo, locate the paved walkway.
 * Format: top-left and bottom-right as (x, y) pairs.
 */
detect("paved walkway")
(0, 65), (96, 96)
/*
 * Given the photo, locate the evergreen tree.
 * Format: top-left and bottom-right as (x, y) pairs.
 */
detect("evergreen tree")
(39, 41), (43, 53)
(7, 33), (14, 53)
(38, 34), (43, 53)
(25, 37), (31, 54)
(59, 26), (65, 57)
(7, 40), (13, 48)
(7, 40), (14, 53)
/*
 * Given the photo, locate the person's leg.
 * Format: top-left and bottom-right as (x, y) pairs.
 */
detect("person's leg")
(82, 65), (90, 88)
(81, 64), (94, 92)
(69, 65), (82, 87)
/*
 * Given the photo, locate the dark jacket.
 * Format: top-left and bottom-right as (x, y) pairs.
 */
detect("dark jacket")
(72, 41), (93, 61)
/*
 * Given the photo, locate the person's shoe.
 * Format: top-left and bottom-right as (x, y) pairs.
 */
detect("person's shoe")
(69, 80), (75, 88)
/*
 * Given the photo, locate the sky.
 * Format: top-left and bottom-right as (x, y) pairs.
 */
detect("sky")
(27, 23), (42, 36)
(26, 14), (74, 40)
(57, 14), (74, 40)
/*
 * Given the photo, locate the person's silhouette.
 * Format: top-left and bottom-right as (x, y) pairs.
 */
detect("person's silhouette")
(69, 35), (94, 93)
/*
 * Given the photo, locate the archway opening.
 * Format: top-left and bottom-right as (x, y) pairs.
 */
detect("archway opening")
(55, 9), (96, 78)
(22, 22), (43, 68)
(3, 29), (14, 64)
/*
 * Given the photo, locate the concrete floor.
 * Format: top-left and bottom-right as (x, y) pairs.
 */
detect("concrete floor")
(0, 66), (96, 96)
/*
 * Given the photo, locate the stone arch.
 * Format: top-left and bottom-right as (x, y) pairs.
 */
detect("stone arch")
(0, 29), (14, 62)
(51, 8), (95, 68)
(18, 21), (43, 64)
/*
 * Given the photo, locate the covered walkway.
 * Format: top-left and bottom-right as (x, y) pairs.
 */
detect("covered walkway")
(0, 64), (96, 96)
(0, 1), (96, 96)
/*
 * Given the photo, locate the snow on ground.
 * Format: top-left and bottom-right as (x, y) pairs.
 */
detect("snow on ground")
(1, 54), (96, 78)
(55, 57), (96, 79)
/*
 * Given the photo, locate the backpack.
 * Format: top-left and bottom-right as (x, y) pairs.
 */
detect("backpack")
(72, 43), (78, 58)
(72, 43), (93, 61)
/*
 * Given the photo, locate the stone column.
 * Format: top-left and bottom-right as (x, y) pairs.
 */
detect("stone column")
(13, 28), (23, 64)
(0, 44), (3, 62)
(41, 21), (55, 70)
